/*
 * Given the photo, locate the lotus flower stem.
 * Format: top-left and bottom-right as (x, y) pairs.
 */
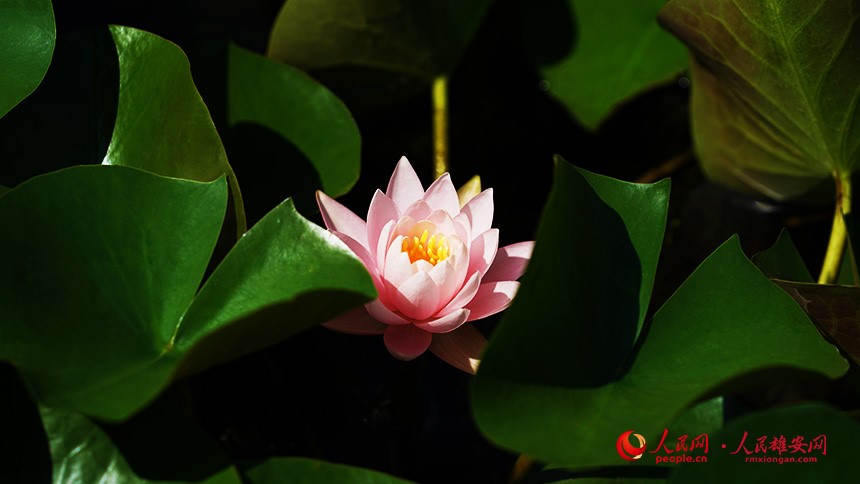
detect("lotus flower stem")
(433, 75), (448, 179)
(818, 172), (852, 284)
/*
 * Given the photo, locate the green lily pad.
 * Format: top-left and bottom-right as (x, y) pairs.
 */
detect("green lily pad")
(42, 406), (241, 483)
(751, 229), (814, 283)
(472, 159), (847, 468)
(227, 44), (361, 198)
(752, 227), (855, 286)
(0, 0), (55, 119)
(0, 184), (8, 196)
(534, 397), (723, 480)
(0, 165), (376, 421)
(659, 0), (860, 201)
(0, 166), (226, 419)
(267, 0), (491, 79)
(670, 397), (724, 439)
(103, 26), (246, 234)
(475, 156), (670, 389)
(243, 457), (412, 484)
(266, 0), (491, 106)
(522, 0), (688, 129)
(173, 197), (378, 377)
(670, 404), (857, 482)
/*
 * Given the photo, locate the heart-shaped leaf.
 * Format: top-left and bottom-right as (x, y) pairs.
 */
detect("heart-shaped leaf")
(670, 404), (858, 482)
(267, 0), (491, 79)
(475, 156), (670, 390)
(227, 44), (361, 199)
(0, 165), (376, 420)
(243, 457), (411, 484)
(173, 196), (378, 378)
(103, 26), (246, 233)
(472, 158), (848, 468)
(266, 0), (491, 106)
(0, 0), (55, 119)
(0, 166), (226, 419)
(522, 0), (688, 129)
(659, 0), (860, 201)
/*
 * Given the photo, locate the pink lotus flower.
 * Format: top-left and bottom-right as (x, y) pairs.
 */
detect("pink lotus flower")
(317, 157), (533, 373)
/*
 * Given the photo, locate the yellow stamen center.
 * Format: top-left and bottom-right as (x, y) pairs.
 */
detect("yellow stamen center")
(401, 229), (450, 265)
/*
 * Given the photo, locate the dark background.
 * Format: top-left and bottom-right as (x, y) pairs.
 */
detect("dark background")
(0, 1), (837, 482)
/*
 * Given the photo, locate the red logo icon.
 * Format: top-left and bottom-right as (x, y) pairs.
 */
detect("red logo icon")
(617, 430), (647, 461)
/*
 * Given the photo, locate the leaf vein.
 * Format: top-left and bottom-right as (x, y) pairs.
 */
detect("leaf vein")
(769, 0), (837, 170)
(788, 0), (826, 41)
(812, 17), (853, 98)
(699, 11), (817, 142)
(845, 83), (860, 163)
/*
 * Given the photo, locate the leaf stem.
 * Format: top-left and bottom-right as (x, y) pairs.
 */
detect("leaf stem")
(433, 76), (448, 179)
(818, 172), (852, 284)
(635, 150), (691, 184)
(508, 454), (534, 483)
